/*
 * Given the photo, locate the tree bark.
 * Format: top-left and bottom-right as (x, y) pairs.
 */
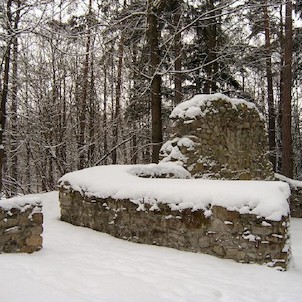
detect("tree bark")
(263, 1), (276, 170)
(103, 66), (108, 164)
(88, 51), (96, 166)
(204, 0), (218, 94)
(147, 0), (163, 163)
(174, 2), (182, 105)
(277, 3), (284, 172)
(0, 0), (13, 196)
(78, 0), (93, 170)
(281, 0), (293, 178)
(10, 1), (21, 195)
(112, 35), (124, 164)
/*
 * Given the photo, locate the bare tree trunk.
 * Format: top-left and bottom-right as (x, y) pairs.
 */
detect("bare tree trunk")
(130, 45), (138, 164)
(263, 1), (276, 170)
(88, 53), (95, 166)
(41, 158), (47, 192)
(281, 0), (293, 178)
(103, 66), (108, 164)
(60, 71), (67, 174)
(0, 0), (13, 196)
(24, 64), (31, 193)
(26, 140), (31, 192)
(48, 42), (57, 190)
(174, 2), (182, 105)
(10, 5), (20, 195)
(147, 0), (163, 163)
(110, 47), (115, 164)
(131, 131), (138, 164)
(276, 4), (284, 173)
(112, 35), (124, 164)
(78, 0), (93, 170)
(204, 0), (218, 94)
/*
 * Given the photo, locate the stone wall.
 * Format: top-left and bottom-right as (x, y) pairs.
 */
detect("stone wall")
(275, 173), (302, 218)
(160, 94), (274, 180)
(290, 188), (302, 218)
(60, 188), (290, 270)
(58, 93), (291, 270)
(0, 200), (43, 253)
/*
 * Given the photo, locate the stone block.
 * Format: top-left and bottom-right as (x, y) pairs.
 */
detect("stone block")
(31, 213), (43, 224)
(30, 226), (43, 236)
(25, 235), (43, 247)
(181, 209), (209, 229)
(251, 225), (273, 236)
(213, 245), (226, 257)
(212, 206), (240, 221)
(0, 217), (19, 228)
(4, 226), (20, 234)
(198, 236), (211, 248)
(225, 248), (246, 261)
(209, 218), (228, 233)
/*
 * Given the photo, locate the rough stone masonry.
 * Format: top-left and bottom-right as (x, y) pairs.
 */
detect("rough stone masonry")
(59, 188), (290, 270)
(160, 93), (274, 180)
(0, 197), (43, 253)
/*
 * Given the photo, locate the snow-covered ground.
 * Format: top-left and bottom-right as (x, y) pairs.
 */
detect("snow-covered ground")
(0, 191), (301, 302)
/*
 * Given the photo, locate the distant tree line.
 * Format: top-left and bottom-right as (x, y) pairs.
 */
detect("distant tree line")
(0, 0), (300, 197)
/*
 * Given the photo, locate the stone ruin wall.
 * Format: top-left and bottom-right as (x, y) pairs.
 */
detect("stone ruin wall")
(0, 203), (43, 253)
(160, 97), (274, 180)
(59, 94), (291, 269)
(275, 176), (302, 218)
(274, 174), (302, 218)
(289, 187), (302, 218)
(60, 188), (290, 270)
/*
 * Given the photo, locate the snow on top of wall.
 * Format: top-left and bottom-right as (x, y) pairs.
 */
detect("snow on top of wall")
(58, 164), (290, 221)
(275, 173), (302, 189)
(170, 93), (259, 119)
(0, 195), (42, 211)
(127, 162), (191, 178)
(160, 137), (195, 164)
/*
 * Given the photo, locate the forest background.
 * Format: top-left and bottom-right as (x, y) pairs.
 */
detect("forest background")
(0, 0), (301, 197)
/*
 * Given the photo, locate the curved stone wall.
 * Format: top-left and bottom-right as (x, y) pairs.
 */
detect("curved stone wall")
(59, 187), (290, 270)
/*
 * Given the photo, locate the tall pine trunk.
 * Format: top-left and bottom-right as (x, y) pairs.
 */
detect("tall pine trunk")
(147, 0), (163, 163)
(263, 2), (276, 170)
(277, 4), (284, 172)
(281, 0), (293, 178)
(78, 0), (93, 170)
(174, 1), (182, 105)
(204, 0), (218, 93)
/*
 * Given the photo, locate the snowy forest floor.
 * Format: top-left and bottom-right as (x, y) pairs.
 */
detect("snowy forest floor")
(0, 191), (301, 302)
